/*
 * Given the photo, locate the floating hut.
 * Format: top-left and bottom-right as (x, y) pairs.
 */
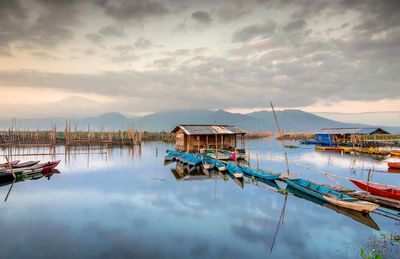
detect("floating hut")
(315, 127), (390, 145)
(171, 124), (246, 152)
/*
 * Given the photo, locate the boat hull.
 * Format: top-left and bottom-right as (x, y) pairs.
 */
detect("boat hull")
(323, 195), (379, 213)
(388, 162), (400, 170)
(350, 179), (400, 201)
(285, 178), (379, 212)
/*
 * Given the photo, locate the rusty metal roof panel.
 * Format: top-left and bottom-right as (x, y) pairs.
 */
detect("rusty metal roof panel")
(171, 124), (246, 135)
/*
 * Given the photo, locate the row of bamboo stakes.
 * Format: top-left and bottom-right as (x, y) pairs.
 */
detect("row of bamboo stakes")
(0, 120), (142, 147)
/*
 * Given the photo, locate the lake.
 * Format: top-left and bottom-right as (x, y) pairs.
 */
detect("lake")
(0, 139), (399, 259)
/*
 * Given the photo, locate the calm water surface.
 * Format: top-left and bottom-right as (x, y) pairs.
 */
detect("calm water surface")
(0, 139), (399, 259)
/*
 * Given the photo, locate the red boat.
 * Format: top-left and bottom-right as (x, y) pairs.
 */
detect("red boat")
(350, 179), (400, 201)
(388, 162), (400, 169)
(32, 160), (61, 172)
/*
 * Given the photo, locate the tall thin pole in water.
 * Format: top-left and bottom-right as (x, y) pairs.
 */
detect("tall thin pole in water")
(270, 102), (290, 175)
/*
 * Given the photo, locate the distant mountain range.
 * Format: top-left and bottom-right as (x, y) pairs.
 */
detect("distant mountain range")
(0, 110), (398, 133)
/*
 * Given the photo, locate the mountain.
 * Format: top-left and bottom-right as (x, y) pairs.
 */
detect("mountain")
(0, 110), (398, 132)
(313, 111), (400, 127)
(135, 109), (264, 131)
(247, 110), (366, 132)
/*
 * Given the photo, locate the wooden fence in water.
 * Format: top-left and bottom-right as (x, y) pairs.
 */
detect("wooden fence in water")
(0, 125), (142, 147)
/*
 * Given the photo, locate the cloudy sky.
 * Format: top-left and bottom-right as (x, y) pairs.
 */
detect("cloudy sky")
(0, 0), (399, 118)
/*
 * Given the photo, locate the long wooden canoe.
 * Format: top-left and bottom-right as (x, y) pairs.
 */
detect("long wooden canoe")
(285, 178), (379, 213)
(11, 160), (40, 168)
(350, 179), (400, 201)
(0, 160), (20, 168)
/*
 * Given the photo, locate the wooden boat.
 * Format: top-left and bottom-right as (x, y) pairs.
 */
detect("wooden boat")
(315, 146), (353, 153)
(11, 160), (40, 169)
(226, 162), (243, 179)
(349, 179), (400, 201)
(0, 160), (60, 175)
(201, 156), (215, 170)
(209, 158), (226, 171)
(285, 178), (379, 213)
(388, 162), (400, 169)
(390, 150), (400, 156)
(286, 185), (380, 230)
(0, 160), (20, 168)
(353, 147), (390, 156)
(238, 165), (280, 181)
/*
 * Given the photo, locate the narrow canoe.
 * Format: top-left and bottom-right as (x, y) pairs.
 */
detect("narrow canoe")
(12, 160), (40, 168)
(0, 160), (20, 168)
(350, 179), (400, 201)
(238, 165), (280, 181)
(201, 157), (215, 170)
(226, 162), (243, 179)
(0, 160), (61, 175)
(210, 158), (226, 171)
(388, 162), (400, 169)
(286, 178), (379, 213)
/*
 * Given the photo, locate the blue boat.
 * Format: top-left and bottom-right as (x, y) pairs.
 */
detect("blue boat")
(299, 140), (316, 145)
(164, 150), (183, 163)
(177, 153), (202, 166)
(209, 158), (226, 171)
(226, 162), (243, 179)
(285, 178), (379, 213)
(238, 165), (280, 181)
(201, 156), (216, 170)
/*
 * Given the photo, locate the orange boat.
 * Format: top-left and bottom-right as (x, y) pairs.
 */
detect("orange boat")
(388, 162), (400, 169)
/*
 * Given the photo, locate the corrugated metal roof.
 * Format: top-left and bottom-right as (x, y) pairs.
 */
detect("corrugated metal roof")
(171, 124), (246, 135)
(315, 128), (389, 135)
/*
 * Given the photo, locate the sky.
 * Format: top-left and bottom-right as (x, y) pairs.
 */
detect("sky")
(0, 0), (399, 118)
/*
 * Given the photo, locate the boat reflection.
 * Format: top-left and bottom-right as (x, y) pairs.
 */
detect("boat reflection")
(1, 169), (61, 202)
(171, 163), (244, 188)
(169, 160), (381, 232)
(286, 185), (380, 230)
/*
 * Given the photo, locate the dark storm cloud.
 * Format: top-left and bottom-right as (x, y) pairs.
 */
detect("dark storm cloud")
(232, 20), (277, 42)
(95, 0), (170, 22)
(191, 11), (212, 25)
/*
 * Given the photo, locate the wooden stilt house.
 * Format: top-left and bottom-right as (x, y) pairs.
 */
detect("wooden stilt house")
(171, 124), (246, 152)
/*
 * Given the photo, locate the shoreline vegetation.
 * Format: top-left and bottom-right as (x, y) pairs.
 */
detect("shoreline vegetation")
(0, 128), (399, 147)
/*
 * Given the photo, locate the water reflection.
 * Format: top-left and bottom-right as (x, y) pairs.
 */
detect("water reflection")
(2, 169), (60, 202)
(0, 140), (399, 258)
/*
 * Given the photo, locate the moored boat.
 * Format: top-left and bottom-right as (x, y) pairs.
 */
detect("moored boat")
(0, 160), (20, 168)
(285, 178), (379, 213)
(315, 146), (353, 153)
(201, 156), (215, 170)
(349, 179), (400, 201)
(226, 162), (243, 179)
(390, 150), (400, 156)
(0, 160), (61, 175)
(388, 162), (400, 169)
(11, 160), (40, 168)
(238, 165), (280, 181)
